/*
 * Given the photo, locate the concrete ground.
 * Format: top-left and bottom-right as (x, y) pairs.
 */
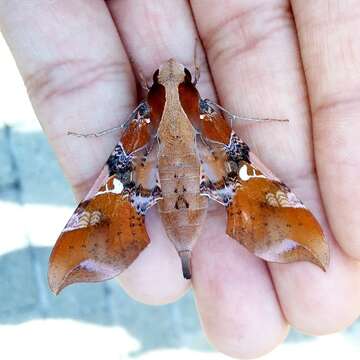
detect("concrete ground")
(0, 34), (359, 359)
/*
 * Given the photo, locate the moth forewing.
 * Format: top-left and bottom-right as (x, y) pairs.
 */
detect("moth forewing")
(48, 101), (161, 294)
(198, 101), (329, 270)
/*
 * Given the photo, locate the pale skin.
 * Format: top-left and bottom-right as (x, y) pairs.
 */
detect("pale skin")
(1, 0), (360, 358)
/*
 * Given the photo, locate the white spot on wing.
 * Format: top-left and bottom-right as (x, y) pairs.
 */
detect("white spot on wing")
(111, 178), (124, 194)
(239, 164), (266, 181)
(256, 239), (299, 257)
(97, 177), (124, 196)
(79, 259), (116, 275)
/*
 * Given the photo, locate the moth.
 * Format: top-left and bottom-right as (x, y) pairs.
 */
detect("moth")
(48, 59), (329, 294)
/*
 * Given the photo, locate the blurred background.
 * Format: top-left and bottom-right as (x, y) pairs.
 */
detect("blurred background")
(1, 33), (360, 359)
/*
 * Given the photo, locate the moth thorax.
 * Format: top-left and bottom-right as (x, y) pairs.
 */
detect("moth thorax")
(157, 92), (196, 146)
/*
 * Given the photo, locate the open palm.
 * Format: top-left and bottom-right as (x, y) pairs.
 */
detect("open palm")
(2, 0), (360, 358)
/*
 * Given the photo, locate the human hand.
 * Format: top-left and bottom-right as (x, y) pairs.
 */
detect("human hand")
(1, 0), (360, 358)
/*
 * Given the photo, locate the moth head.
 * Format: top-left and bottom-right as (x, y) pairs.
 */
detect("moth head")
(148, 59), (199, 130)
(155, 58), (191, 86)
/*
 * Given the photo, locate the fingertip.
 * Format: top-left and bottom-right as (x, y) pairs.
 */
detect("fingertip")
(117, 274), (190, 306)
(270, 242), (360, 336)
(203, 320), (289, 359)
(117, 245), (190, 305)
(192, 213), (288, 359)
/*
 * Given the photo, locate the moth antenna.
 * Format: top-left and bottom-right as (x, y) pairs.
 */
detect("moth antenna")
(128, 54), (150, 90)
(230, 114), (289, 123)
(193, 38), (201, 86)
(67, 124), (125, 138)
(67, 101), (149, 138)
(206, 100), (288, 126)
(179, 250), (192, 279)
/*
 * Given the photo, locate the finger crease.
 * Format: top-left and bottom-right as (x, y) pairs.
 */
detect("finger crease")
(24, 58), (131, 106)
(202, 2), (294, 66)
(312, 92), (360, 118)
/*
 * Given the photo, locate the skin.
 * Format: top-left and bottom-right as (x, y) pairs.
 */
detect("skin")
(1, 0), (360, 358)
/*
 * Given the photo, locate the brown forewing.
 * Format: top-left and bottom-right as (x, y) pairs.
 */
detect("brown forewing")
(198, 99), (329, 270)
(121, 121), (151, 154)
(48, 185), (149, 294)
(178, 81), (201, 130)
(201, 109), (232, 144)
(48, 102), (161, 294)
(226, 164), (329, 269)
(147, 81), (166, 129)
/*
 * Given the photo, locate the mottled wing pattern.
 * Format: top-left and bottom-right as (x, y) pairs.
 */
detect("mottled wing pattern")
(48, 102), (161, 294)
(198, 99), (329, 270)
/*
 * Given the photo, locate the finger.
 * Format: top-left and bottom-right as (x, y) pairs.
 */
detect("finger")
(118, 208), (189, 305)
(107, 0), (215, 99)
(109, 0), (288, 357)
(0, 0), (135, 197)
(290, 1), (360, 260)
(271, 210), (360, 335)
(0, 0), (188, 304)
(192, 208), (288, 359)
(191, 0), (360, 335)
(281, 0), (360, 332)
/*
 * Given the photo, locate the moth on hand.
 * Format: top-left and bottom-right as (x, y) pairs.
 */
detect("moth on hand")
(48, 59), (329, 294)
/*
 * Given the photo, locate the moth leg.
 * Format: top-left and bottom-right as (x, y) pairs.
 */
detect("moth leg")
(128, 55), (150, 90)
(203, 99), (289, 126)
(137, 69), (150, 91)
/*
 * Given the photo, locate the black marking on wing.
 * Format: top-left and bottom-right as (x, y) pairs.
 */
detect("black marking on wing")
(225, 132), (250, 164)
(107, 143), (133, 183)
